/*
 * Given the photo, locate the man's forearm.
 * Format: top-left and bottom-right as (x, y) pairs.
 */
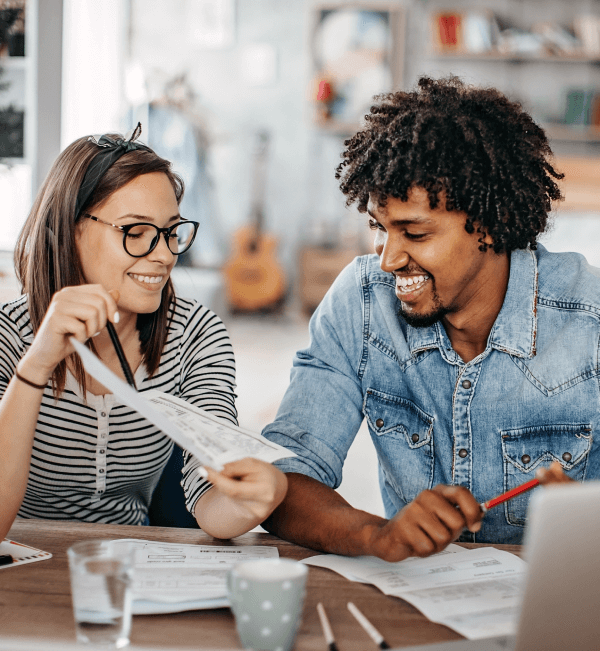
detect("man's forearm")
(262, 473), (388, 556)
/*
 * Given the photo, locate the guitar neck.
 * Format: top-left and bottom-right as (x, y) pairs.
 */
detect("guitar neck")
(248, 131), (270, 249)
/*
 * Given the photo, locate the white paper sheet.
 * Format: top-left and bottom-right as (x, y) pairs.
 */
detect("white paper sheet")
(0, 539), (52, 569)
(303, 546), (526, 640)
(116, 538), (279, 614)
(71, 338), (295, 470)
(302, 543), (464, 582)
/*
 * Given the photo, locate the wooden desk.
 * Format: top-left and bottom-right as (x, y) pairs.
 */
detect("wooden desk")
(0, 519), (521, 650)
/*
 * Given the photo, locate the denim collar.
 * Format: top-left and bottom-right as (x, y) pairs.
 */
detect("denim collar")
(406, 247), (538, 360)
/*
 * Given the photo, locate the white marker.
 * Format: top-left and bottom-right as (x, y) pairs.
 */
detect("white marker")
(347, 602), (390, 649)
(316, 602), (338, 651)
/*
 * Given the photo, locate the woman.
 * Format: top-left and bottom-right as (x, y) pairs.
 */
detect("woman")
(0, 126), (287, 540)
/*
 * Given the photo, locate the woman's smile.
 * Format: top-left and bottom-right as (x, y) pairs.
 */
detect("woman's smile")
(128, 272), (166, 290)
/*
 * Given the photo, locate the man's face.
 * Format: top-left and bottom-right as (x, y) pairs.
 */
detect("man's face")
(368, 187), (502, 329)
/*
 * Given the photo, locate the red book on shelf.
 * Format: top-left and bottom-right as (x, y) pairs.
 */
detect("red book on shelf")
(436, 13), (462, 48)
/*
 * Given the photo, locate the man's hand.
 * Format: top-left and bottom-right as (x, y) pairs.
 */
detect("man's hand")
(536, 460), (574, 485)
(370, 485), (484, 562)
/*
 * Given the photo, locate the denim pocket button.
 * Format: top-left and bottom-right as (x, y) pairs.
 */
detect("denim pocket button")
(501, 423), (592, 526)
(462, 380), (472, 389)
(364, 389), (435, 503)
(458, 448), (468, 458)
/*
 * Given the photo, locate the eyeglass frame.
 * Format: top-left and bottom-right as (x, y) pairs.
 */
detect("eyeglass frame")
(81, 213), (200, 258)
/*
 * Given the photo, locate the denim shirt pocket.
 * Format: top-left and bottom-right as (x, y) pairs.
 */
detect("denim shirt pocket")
(500, 424), (593, 526)
(364, 388), (435, 504)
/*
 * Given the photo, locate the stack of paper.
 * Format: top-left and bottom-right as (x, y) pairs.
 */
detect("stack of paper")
(302, 546), (526, 640)
(119, 539), (278, 615)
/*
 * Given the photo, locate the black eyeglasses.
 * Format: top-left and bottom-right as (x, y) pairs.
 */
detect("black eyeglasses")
(82, 214), (199, 258)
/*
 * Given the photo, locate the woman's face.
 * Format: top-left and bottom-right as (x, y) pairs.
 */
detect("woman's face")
(75, 172), (179, 318)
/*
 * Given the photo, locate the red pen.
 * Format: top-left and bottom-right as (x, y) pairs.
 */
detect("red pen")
(480, 478), (540, 512)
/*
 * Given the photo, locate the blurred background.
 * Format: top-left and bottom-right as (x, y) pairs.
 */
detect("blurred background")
(1, 0), (599, 518)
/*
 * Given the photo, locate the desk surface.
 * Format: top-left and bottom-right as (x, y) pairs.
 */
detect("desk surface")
(0, 519), (521, 650)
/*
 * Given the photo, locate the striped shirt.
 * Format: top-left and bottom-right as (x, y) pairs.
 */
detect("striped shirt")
(0, 294), (237, 525)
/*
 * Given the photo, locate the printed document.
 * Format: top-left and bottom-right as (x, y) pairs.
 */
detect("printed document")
(117, 538), (279, 614)
(71, 338), (295, 470)
(303, 547), (526, 639)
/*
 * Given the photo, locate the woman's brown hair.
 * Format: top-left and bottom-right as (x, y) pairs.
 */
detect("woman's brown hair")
(13, 134), (185, 397)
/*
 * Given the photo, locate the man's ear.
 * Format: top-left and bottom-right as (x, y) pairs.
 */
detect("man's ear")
(481, 230), (494, 246)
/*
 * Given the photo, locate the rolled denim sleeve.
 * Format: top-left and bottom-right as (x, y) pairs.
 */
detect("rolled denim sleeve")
(262, 258), (366, 489)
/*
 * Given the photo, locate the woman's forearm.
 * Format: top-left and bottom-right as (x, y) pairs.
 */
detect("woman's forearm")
(194, 489), (269, 540)
(0, 363), (49, 539)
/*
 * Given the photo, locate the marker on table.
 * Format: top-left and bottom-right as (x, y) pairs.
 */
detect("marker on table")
(480, 478), (540, 513)
(317, 603), (338, 651)
(347, 602), (391, 650)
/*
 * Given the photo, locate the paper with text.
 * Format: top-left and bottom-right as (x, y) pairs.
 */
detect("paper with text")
(302, 543), (464, 583)
(116, 539), (278, 614)
(304, 547), (526, 639)
(0, 539), (52, 569)
(71, 338), (295, 470)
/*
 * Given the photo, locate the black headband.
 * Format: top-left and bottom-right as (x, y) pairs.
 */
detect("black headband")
(74, 122), (153, 219)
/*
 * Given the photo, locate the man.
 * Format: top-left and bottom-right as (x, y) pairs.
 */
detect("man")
(260, 76), (599, 561)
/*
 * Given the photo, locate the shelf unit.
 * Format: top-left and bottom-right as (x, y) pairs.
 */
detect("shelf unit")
(0, 0), (63, 251)
(422, 1), (600, 152)
(429, 51), (600, 64)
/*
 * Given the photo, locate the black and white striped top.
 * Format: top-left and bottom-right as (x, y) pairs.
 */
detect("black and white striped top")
(0, 294), (237, 526)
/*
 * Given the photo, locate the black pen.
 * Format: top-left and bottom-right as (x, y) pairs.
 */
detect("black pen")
(0, 554), (14, 566)
(106, 322), (137, 389)
(348, 602), (391, 649)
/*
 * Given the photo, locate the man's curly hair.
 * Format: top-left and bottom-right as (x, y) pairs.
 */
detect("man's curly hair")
(335, 76), (564, 253)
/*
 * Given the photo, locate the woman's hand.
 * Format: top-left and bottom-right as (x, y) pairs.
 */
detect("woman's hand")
(19, 285), (120, 384)
(203, 458), (288, 522)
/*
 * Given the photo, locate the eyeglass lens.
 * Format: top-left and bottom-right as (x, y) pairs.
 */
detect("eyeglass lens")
(124, 222), (196, 256)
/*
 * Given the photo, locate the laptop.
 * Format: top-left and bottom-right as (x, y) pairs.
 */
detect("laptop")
(390, 481), (600, 651)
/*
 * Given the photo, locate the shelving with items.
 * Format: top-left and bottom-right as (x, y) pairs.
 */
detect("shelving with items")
(430, 8), (600, 59)
(310, 3), (406, 133)
(425, 4), (600, 148)
(0, 0), (26, 160)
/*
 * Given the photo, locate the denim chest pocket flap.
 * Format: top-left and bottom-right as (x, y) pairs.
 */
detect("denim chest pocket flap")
(364, 388), (435, 503)
(364, 389), (434, 447)
(501, 423), (592, 526)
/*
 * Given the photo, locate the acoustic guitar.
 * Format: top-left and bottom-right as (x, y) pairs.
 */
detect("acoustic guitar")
(223, 131), (286, 311)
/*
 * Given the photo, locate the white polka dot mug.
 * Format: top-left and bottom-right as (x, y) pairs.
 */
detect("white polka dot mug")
(227, 558), (308, 651)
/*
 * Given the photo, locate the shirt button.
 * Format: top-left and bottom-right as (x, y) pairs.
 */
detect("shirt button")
(411, 433), (419, 443)
(562, 452), (572, 462)
(100, 411), (106, 418)
(458, 448), (468, 458)
(521, 454), (531, 464)
(376, 418), (384, 428)
(99, 468), (105, 474)
(99, 449), (105, 454)
(462, 380), (472, 389)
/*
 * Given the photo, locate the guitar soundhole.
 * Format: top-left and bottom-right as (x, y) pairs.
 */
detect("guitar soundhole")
(236, 269), (265, 283)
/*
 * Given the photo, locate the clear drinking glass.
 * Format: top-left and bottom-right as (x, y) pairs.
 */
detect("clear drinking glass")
(67, 540), (134, 648)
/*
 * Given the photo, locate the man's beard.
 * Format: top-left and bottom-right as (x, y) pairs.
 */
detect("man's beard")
(398, 287), (449, 328)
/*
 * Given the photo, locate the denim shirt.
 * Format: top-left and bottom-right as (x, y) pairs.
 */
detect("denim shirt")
(262, 244), (600, 544)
